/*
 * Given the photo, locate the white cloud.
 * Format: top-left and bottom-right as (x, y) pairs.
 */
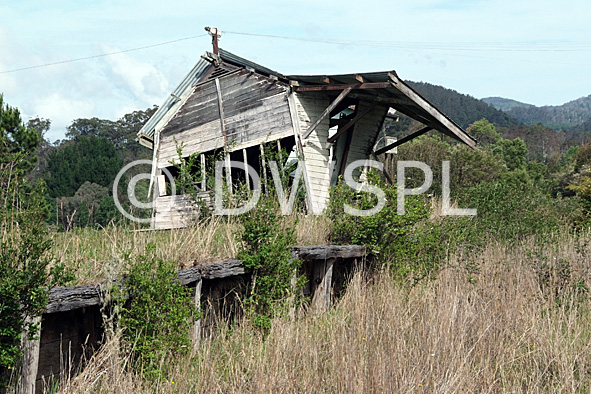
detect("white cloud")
(33, 93), (95, 141)
(0, 28), (18, 97)
(102, 45), (169, 106)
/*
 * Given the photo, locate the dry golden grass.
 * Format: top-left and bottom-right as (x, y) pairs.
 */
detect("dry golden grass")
(58, 230), (591, 393)
(50, 218), (240, 285)
(51, 214), (330, 285)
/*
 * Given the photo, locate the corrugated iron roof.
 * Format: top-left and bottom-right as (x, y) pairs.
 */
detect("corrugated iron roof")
(138, 48), (475, 148)
(218, 48), (285, 79)
(137, 56), (212, 142)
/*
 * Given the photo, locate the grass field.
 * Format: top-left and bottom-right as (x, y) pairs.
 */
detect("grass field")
(54, 227), (591, 393)
(50, 214), (331, 285)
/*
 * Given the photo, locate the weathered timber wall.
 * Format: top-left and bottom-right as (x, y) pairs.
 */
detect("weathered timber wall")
(157, 70), (293, 165)
(344, 102), (389, 170)
(152, 194), (208, 230)
(291, 92), (332, 213)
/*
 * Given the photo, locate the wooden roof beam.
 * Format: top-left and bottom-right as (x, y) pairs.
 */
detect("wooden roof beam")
(387, 72), (476, 148)
(327, 102), (377, 143)
(347, 92), (408, 105)
(374, 126), (432, 155)
(294, 82), (391, 92)
(302, 87), (352, 139)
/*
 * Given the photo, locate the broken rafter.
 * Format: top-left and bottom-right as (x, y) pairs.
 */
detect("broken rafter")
(302, 87), (352, 139)
(295, 82), (390, 92)
(374, 126), (432, 155)
(387, 72), (476, 148)
(327, 102), (377, 143)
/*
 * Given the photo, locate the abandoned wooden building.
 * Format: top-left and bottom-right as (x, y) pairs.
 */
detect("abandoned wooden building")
(138, 46), (476, 229)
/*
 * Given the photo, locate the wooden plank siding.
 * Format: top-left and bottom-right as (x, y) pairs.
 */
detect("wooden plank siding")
(157, 70), (293, 165)
(343, 102), (389, 175)
(153, 194), (208, 230)
(292, 92), (332, 213)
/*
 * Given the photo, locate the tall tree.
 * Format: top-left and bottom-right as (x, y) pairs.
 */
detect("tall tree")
(26, 117), (53, 182)
(45, 135), (122, 198)
(0, 94), (40, 175)
(0, 95), (70, 388)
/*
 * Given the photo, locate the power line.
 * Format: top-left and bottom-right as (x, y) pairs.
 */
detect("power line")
(2, 30), (590, 75)
(225, 31), (591, 52)
(224, 31), (591, 66)
(0, 34), (208, 74)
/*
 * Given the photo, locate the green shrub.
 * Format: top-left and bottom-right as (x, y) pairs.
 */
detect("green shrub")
(0, 96), (72, 388)
(116, 245), (196, 380)
(457, 179), (566, 244)
(328, 171), (435, 280)
(238, 197), (301, 331)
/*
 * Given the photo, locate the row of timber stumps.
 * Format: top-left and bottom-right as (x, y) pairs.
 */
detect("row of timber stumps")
(17, 245), (366, 394)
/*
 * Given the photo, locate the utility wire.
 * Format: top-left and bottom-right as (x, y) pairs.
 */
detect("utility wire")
(0, 34), (208, 74)
(225, 31), (591, 66)
(3, 30), (590, 74)
(225, 31), (591, 52)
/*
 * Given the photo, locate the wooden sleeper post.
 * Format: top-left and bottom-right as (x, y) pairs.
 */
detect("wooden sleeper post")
(20, 316), (41, 394)
(192, 278), (203, 347)
(311, 258), (335, 312)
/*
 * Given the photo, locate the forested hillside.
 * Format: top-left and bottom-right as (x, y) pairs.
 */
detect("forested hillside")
(481, 97), (533, 111)
(35, 106), (157, 230)
(407, 81), (521, 128)
(488, 94), (591, 130)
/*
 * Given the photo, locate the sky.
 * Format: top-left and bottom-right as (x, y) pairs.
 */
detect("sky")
(1, 0), (590, 142)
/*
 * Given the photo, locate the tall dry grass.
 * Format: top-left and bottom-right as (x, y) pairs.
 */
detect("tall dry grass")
(58, 230), (591, 393)
(51, 215), (331, 285)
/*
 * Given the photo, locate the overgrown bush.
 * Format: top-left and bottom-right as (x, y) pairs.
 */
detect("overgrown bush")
(328, 171), (439, 281)
(0, 95), (72, 388)
(238, 196), (301, 331)
(115, 245), (196, 380)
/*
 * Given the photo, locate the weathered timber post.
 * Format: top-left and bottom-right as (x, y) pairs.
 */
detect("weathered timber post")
(288, 267), (298, 320)
(20, 316), (41, 394)
(192, 278), (203, 347)
(311, 258), (335, 312)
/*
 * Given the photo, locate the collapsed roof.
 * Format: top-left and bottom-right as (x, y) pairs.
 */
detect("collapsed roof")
(138, 48), (476, 150)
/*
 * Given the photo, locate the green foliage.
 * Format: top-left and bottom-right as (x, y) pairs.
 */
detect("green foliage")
(116, 245), (196, 380)
(94, 194), (121, 227)
(573, 143), (591, 172)
(393, 135), (450, 194)
(406, 82), (521, 128)
(56, 181), (110, 231)
(449, 144), (505, 189)
(66, 107), (156, 157)
(234, 143), (303, 331)
(505, 94), (591, 130)
(493, 137), (528, 171)
(457, 179), (566, 243)
(466, 118), (501, 147)
(0, 97), (72, 387)
(45, 135), (122, 198)
(567, 175), (591, 225)
(0, 94), (40, 175)
(327, 171), (432, 278)
(238, 196), (300, 331)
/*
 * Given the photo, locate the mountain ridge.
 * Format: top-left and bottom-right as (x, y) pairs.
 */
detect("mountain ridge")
(481, 97), (533, 112)
(483, 94), (591, 130)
